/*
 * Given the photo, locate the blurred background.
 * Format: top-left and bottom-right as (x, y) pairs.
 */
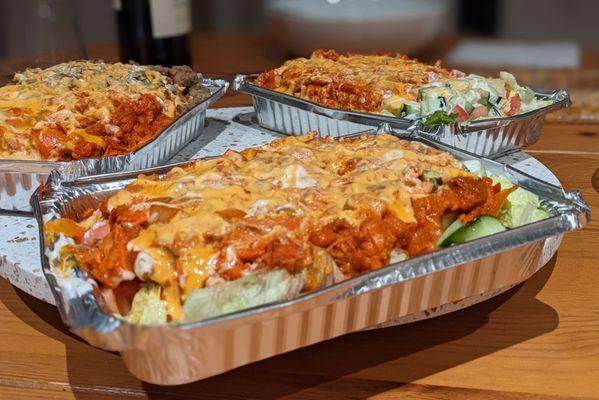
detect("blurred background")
(0, 0), (597, 121)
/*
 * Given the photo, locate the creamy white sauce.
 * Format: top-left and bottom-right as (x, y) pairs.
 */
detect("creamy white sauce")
(46, 234), (75, 262)
(45, 233), (94, 299)
(134, 251), (155, 279)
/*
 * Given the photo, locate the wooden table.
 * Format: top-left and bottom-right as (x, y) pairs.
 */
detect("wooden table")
(1, 35), (598, 399)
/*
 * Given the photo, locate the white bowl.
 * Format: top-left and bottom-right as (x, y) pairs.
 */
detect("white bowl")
(265, 0), (452, 56)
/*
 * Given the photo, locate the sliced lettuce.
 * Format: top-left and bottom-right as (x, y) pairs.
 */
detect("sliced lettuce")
(182, 269), (303, 323)
(125, 284), (167, 325)
(303, 248), (344, 291)
(499, 71), (536, 104)
(492, 175), (551, 228)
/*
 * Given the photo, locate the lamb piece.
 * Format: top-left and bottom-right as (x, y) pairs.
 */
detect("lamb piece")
(169, 65), (200, 88)
(186, 83), (211, 106)
(150, 65), (210, 108)
(149, 65), (199, 88)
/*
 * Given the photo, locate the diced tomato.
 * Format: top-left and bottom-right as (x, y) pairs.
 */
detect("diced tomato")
(451, 105), (469, 122)
(471, 105), (489, 119)
(506, 95), (522, 116)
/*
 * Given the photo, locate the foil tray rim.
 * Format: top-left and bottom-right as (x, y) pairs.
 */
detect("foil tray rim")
(233, 73), (571, 134)
(31, 130), (590, 345)
(0, 77), (229, 172)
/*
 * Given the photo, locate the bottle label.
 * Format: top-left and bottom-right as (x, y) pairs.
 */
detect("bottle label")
(149, 0), (191, 39)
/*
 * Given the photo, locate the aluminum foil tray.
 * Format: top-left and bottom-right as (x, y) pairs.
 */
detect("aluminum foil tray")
(234, 74), (570, 158)
(0, 78), (229, 213)
(32, 133), (589, 385)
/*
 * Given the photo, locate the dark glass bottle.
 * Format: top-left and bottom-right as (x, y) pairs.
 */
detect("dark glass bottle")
(114, 0), (191, 66)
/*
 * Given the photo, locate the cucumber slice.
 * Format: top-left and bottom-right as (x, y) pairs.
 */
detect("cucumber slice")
(450, 216), (506, 244)
(437, 219), (464, 247)
(404, 101), (421, 116)
(464, 101), (474, 114)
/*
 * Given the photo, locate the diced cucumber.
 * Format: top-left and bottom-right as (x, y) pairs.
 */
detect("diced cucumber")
(439, 97), (448, 109)
(487, 78), (507, 98)
(448, 96), (474, 114)
(404, 101), (421, 116)
(437, 219), (464, 247)
(464, 101), (474, 114)
(445, 78), (471, 93)
(381, 97), (406, 116)
(420, 87), (452, 115)
(449, 216), (506, 244)
(465, 88), (489, 106)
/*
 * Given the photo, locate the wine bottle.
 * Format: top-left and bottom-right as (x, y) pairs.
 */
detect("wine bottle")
(114, 0), (192, 67)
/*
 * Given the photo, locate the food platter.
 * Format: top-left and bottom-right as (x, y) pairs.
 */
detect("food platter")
(0, 106), (565, 309)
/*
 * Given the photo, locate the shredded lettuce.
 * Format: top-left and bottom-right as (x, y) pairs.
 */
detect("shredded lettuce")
(182, 269), (303, 323)
(492, 176), (551, 228)
(125, 284), (167, 325)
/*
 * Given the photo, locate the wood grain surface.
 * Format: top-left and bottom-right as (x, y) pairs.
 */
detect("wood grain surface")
(1, 35), (598, 399)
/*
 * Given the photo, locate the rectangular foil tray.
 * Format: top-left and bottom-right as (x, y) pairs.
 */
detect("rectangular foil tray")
(234, 74), (571, 158)
(0, 78), (229, 213)
(32, 133), (589, 385)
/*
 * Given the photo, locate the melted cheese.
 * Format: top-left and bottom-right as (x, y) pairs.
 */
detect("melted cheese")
(73, 133), (475, 322)
(255, 50), (453, 113)
(0, 61), (189, 160)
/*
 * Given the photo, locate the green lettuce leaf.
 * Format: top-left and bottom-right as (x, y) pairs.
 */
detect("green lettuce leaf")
(423, 110), (457, 127)
(492, 175), (551, 228)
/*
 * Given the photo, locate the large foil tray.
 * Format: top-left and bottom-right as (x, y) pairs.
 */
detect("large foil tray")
(32, 133), (589, 385)
(234, 74), (570, 158)
(0, 78), (229, 212)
